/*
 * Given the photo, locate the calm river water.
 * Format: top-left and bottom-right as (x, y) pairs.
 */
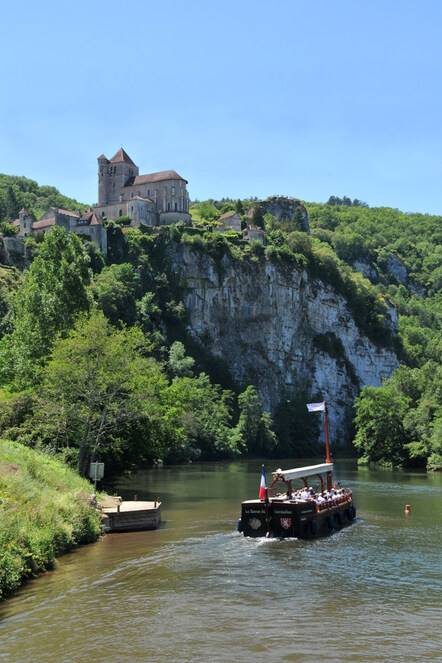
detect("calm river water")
(0, 460), (441, 662)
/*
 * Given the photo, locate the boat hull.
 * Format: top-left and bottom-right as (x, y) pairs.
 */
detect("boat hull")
(240, 497), (355, 539)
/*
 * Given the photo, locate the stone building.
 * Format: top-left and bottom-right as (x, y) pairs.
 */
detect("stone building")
(214, 211), (242, 233)
(243, 225), (266, 244)
(93, 148), (191, 227)
(13, 207), (107, 255)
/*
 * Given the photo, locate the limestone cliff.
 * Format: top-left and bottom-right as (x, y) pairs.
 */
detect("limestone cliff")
(170, 246), (399, 444)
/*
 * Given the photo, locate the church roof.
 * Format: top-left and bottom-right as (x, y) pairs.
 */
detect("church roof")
(98, 154), (109, 162)
(109, 148), (137, 166)
(130, 170), (187, 186)
(19, 207), (30, 215)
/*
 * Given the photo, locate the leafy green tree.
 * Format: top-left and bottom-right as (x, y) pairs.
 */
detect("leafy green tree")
(235, 199), (244, 215)
(2, 186), (19, 223)
(168, 341), (195, 379)
(0, 227), (92, 388)
(168, 373), (237, 460)
(232, 385), (276, 455)
(0, 222), (18, 237)
(28, 311), (176, 477)
(197, 201), (219, 222)
(136, 292), (161, 333)
(252, 204), (265, 228)
(92, 262), (139, 327)
(353, 385), (410, 465)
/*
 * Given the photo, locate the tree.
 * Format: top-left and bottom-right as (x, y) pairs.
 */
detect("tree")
(235, 199), (244, 215)
(92, 262), (140, 327)
(251, 204), (265, 228)
(167, 373), (237, 460)
(197, 201), (219, 222)
(0, 226), (92, 388)
(30, 311), (175, 477)
(168, 341), (195, 379)
(353, 385), (410, 465)
(233, 386), (276, 455)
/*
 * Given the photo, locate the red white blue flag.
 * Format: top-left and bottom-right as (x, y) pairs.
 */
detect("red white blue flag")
(307, 402), (326, 412)
(259, 465), (267, 499)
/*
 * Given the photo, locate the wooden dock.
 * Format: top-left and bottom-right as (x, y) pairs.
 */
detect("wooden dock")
(102, 500), (161, 533)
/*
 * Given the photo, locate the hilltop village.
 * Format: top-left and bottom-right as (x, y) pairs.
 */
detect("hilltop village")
(9, 149), (268, 256)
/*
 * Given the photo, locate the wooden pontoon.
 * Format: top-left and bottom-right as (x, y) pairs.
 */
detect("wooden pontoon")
(102, 500), (161, 533)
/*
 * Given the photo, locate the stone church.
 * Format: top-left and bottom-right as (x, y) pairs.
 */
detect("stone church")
(93, 148), (191, 227)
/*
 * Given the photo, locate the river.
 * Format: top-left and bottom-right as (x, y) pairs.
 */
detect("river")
(0, 460), (441, 662)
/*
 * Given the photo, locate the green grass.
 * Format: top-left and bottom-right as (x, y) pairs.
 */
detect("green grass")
(0, 439), (103, 598)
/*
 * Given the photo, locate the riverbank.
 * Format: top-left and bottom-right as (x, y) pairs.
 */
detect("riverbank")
(0, 439), (103, 599)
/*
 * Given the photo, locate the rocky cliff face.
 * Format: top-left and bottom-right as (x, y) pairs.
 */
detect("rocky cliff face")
(171, 246), (399, 443)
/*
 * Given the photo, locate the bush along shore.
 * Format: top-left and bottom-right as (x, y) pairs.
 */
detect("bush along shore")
(0, 439), (103, 598)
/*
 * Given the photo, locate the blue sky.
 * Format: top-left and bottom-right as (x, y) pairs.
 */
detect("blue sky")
(2, 0), (442, 214)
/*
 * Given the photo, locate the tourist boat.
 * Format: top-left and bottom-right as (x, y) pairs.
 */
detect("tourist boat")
(237, 402), (356, 539)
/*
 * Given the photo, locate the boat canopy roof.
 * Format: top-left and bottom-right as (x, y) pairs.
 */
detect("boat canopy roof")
(272, 463), (333, 482)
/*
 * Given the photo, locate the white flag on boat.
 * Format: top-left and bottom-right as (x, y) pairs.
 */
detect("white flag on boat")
(307, 402), (326, 412)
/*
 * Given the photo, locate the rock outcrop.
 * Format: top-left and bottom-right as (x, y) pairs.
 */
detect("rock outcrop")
(260, 197), (310, 233)
(171, 246), (399, 443)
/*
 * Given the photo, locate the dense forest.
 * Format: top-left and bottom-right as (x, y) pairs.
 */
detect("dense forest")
(0, 174), (440, 474)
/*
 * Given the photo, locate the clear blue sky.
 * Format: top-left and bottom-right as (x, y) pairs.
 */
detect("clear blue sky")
(2, 0), (442, 214)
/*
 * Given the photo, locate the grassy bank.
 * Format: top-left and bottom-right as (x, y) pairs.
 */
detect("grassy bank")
(0, 439), (103, 598)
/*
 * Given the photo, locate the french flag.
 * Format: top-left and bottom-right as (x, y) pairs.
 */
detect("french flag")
(259, 465), (267, 500)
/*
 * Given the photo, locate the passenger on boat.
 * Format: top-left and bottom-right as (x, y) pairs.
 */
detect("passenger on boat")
(300, 488), (310, 499)
(316, 494), (326, 504)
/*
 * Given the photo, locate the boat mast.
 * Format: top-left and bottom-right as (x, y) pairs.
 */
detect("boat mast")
(324, 401), (331, 464)
(324, 401), (332, 490)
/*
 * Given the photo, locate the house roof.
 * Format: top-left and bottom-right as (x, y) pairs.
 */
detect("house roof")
(128, 170), (187, 186)
(19, 207), (30, 215)
(43, 207), (80, 218)
(78, 209), (102, 226)
(109, 148), (137, 166)
(33, 218), (56, 230)
(12, 219), (20, 226)
(218, 211), (239, 221)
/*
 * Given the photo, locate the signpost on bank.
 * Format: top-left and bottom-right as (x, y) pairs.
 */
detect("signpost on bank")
(89, 462), (104, 496)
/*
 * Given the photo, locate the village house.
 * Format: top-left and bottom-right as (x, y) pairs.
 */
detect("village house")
(214, 211), (242, 233)
(242, 224), (266, 244)
(13, 207), (108, 255)
(93, 148), (191, 227)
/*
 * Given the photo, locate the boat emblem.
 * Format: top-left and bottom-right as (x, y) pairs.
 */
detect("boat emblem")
(249, 517), (262, 530)
(280, 517), (291, 529)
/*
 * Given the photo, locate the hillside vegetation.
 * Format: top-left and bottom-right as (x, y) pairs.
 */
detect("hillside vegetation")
(0, 439), (102, 597)
(0, 174), (88, 232)
(0, 186), (440, 471)
(305, 201), (441, 469)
